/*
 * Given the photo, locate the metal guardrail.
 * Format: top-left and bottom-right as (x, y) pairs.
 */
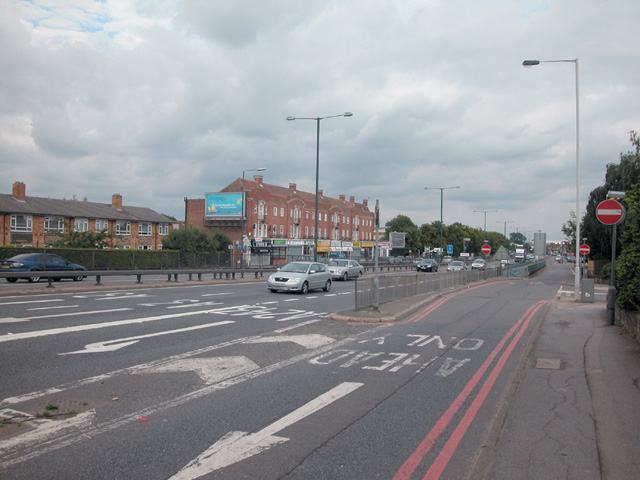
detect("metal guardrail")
(354, 267), (501, 310)
(0, 268), (276, 288)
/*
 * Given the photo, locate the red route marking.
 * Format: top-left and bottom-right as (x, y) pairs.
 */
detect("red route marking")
(393, 299), (550, 480)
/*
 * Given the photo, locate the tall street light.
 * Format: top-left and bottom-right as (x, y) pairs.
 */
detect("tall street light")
(523, 58), (580, 300)
(286, 112), (353, 261)
(496, 220), (514, 238)
(473, 209), (497, 239)
(241, 167), (266, 267)
(425, 186), (460, 256)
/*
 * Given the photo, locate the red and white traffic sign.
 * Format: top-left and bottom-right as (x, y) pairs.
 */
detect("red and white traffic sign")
(579, 244), (591, 255)
(596, 199), (625, 225)
(481, 244), (491, 255)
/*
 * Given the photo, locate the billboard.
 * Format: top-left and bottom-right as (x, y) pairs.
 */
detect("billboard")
(389, 232), (406, 249)
(205, 192), (243, 218)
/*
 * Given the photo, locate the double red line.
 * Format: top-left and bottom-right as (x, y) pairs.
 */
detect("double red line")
(394, 298), (551, 480)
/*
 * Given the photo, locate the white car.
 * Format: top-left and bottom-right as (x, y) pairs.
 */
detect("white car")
(328, 259), (364, 281)
(267, 261), (332, 294)
(471, 259), (486, 270)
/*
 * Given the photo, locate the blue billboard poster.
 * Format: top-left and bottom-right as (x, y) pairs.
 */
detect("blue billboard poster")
(205, 192), (243, 218)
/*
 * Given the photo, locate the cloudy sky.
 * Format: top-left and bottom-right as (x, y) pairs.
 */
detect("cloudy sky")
(2, 0), (639, 242)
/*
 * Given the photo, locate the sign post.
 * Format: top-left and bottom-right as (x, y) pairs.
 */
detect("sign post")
(597, 196), (626, 325)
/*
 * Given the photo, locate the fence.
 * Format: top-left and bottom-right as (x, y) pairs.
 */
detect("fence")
(354, 267), (501, 310)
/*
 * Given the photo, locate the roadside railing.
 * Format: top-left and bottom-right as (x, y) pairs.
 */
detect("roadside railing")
(354, 267), (501, 310)
(0, 267), (276, 288)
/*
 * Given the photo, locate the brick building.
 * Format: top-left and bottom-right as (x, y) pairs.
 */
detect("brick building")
(184, 175), (376, 261)
(1, 182), (175, 249)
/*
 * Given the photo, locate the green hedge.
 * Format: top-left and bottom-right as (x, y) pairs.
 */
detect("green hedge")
(0, 247), (235, 270)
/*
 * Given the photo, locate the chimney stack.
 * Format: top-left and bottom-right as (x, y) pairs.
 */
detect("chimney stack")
(12, 182), (26, 201)
(112, 194), (123, 211)
(254, 175), (264, 185)
(289, 183), (296, 191)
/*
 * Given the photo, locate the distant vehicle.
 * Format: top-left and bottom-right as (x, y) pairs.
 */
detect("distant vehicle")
(471, 259), (486, 270)
(1, 253), (87, 283)
(441, 256), (453, 264)
(417, 259), (438, 272)
(514, 248), (526, 262)
(267, 261), (332, 294)
(328, 259), (364, 281)
(447, 260), (466, 271)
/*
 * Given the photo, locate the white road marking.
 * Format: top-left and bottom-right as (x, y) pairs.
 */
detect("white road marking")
(170, 382), (363, 479)
(0, 306), (247, 343)
(28, 305), (79, 311)
(274, 319), (322, 332)
(0, 299), (63, 306)
(244, 334), (335, 349)
(0, 308), (131, 324)
(201, 293), (232, 297)
(59, 320), (236, 354)
(142, 356), (259, 383)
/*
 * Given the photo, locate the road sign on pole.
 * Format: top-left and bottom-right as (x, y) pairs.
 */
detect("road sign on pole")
(481, 244), (491, 255)
(596, 199), (625, 225)
(579, 244), (590, 255)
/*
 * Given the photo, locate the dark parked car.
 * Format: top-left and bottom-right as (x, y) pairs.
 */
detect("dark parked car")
(417, 258), (438, 272)
(1, 253), (87, 283)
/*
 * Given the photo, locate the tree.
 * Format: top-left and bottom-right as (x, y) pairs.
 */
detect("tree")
(561, 211), (577, 252)
(52, 230), (115, 249)
(582, 131), (640, 259)
(615, 185), (640, 311)
(162, 227), (231, 253)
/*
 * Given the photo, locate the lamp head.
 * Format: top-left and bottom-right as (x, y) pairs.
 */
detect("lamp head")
(286, 116), (295, 121)
(343, 112), (353, 117)
(522, 60), (540, 67)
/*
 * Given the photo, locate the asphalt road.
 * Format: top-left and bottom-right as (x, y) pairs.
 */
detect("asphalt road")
(0, 267), (565, 479)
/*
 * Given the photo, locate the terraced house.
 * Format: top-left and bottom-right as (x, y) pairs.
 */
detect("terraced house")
(0, 182), (175, 249)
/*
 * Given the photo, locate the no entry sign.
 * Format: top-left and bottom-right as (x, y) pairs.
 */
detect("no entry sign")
(596, 199), (625, 225)
(579, 244), (591, 255)
(481, 244), (491, 255)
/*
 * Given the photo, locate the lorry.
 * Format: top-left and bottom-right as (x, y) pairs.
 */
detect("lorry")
(514, 248), (526, 262)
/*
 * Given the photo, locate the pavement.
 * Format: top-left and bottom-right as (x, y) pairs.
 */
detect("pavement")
(331, 282), (640, 479)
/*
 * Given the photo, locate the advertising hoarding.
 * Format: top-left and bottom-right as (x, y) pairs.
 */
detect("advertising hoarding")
(205, 192), (243, 218)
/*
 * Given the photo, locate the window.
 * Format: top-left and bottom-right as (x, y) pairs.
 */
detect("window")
(159, 223), (169, 235)
(139, 222), (152, 236)
(116, 220), (131, 235)
(95, 219), (109, 232)
(75, 218), (88, 232)
(280, 207), (284, 216)
(44, 216), (64, 233)
(279, 225), (284, 236)
(305, 226), (309, 237)
(274, 206), (278, 216)
(11, 215), (33, 232)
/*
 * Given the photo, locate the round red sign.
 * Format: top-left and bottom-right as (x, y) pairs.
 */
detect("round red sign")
(579, 244), (590, 255)
(596, 199), (625, 225)
(481, 244), (491, 255)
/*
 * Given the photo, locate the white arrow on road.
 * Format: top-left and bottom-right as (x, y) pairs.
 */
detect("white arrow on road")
(243, 334), (335, 349)
(60, 320), (235, 354)
(170, 381), (363, 479)
(140, 356), (259, 384)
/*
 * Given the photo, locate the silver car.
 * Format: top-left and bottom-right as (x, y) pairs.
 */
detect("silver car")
(267, 261), (332, 294)
(447, 260), (467, 271)
(328, 259), (364, 281)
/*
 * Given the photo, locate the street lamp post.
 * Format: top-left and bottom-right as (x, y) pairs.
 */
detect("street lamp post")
(241, 167), (266, 267)
(473, 209), (497, 240)
(496, 220), (514, 238)
(286, 112), (353, 261)
(425, 186), (460, 256)
(523, 58), (581, 300)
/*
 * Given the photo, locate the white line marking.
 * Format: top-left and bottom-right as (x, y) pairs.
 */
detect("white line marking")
(28, 305), (79, 311)
(244, 334), (335, 349)
(274, 319), (322, 333)
(0, 306), (245, 343)
(142, 356), (259, 384)
(169, 382), (363, 479)
(0, 308), (131, 324)
(0, 299), (64, 306)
